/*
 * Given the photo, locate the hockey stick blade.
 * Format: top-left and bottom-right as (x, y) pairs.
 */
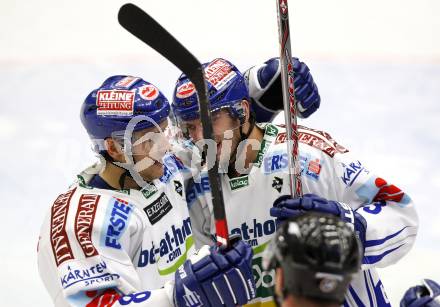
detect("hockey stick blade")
(118, 3), (201, 85)
(118, 3), (230, 247)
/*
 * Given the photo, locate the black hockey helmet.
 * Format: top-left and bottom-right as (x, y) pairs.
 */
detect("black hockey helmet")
(264, 212), (362, 304)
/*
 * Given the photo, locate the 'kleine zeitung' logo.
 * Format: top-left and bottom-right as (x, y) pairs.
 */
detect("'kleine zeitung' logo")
(204, 58), (237, 90)
(96, 90), (135, 116)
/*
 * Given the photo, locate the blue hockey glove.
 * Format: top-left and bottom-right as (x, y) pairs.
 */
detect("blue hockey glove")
(174, 240), (256, 307)
(401, 279), (440, 307)
(244, 57), (320, 122)
(271, 194), (367, 248)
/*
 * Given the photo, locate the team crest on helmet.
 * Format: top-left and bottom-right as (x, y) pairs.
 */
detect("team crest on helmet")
(319, 277), (338, 293)
(176, 82), (196, 99)
(139, 84), (159, 101)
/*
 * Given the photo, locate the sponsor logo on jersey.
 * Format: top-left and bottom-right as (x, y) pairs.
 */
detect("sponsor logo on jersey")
(230, 218), (277, 247)
(141, 182), (158, 199)
(115, 76), (140, 88)
(60, 261), (119, 289)
(229, 175), (249, 191)
(51, 188), (76, 266)
(118, 291), (152, 305)
(102, 198), (133, 249)
(252, 257), (276, 301)
(204, 58), (237, 90)
(186, 176), (210, 207)
(263, 152), (288, 174)
(160, 155), (187, 183)
(356, 176), (410, 206)
(77, 175), (93, 189)
(272, 176), (283, 193)
(305, 158), (322, 181)
(174, 180), (183, 196)
(138, 84), (159, 101)
(96, 90), (134, 116)
(274, 127), (349, 157)
(255, 125), (279, 168)
(143, 193), (173, 225)
(265, 124), (279, 137)
(176, 82), (196, 99)
(75, 194), (100, 258)
(138, 217), (193, 268)
(299, 126), (349, 155)
(84, 289), (121, 307)
(299, 132), (342, 157)
(275, 132), (287, 144)
(373, 177), (406, 203)
(117, 189), (130, 195)
(340, 161), (367, 186)
(255, 139), (268, 168)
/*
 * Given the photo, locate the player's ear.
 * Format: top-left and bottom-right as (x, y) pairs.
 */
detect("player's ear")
(241, 99), (251, 123)
(104, 138), (125, 162)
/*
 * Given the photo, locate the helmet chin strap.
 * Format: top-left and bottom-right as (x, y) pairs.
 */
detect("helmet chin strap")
(118, 168), (131, 190)
(102, 150), (139, 190)
(239, 112), (255, 142)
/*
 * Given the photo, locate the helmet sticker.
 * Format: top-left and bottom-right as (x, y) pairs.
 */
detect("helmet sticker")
(319, 278), (338, 293)
(176, 82), (196, 99)
(139, 84), (159, 101)
(96, 90), (135, 116)
(205, 58), (237, 90)
(115, 76), (140, 88)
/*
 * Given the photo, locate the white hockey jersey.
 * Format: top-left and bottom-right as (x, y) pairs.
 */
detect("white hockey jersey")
(186, 123), (419, 307)
(38, 154), (195, 306)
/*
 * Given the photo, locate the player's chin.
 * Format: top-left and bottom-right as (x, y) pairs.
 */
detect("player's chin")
(139, 160), (164, 181)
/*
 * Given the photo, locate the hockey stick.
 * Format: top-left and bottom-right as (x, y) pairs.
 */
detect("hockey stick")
(118, 3), (230, 247)
(275, 0), (302, 198)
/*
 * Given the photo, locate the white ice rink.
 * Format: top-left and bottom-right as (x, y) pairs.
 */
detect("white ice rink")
(1, 0), (439, 306)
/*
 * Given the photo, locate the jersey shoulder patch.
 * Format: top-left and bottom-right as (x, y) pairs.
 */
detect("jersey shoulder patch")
(274, 125), (349, 157)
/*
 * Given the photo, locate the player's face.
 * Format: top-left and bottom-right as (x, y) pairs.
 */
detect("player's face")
(130, 119), (170, 181)
(182, 109), (241, 164)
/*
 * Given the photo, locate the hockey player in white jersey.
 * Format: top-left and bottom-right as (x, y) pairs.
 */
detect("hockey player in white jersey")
(171, 57), (419, 307)
(37, 76), (256, 307)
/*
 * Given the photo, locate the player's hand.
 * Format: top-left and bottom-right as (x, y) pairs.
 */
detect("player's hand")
(401, 279), (440, 307)
(271, 194), (367, 248)
(173, 240), (256, 307)
(244, 57), (320, 122)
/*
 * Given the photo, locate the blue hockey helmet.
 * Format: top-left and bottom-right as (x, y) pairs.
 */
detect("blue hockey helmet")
(80, 75), (170, 151)
(172, 58), (250, 125)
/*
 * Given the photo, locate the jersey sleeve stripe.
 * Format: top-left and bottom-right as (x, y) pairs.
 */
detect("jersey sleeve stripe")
(364, 226), (409, 248)
(363, 244), (404, 265)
